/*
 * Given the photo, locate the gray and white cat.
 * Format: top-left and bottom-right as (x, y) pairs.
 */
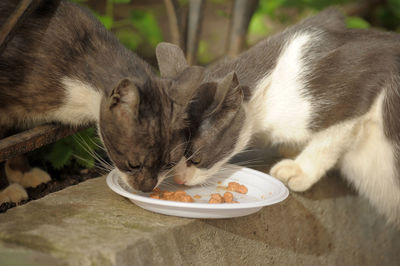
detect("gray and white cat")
(0, 0), (206, 203)
(156, 9), (400, 225)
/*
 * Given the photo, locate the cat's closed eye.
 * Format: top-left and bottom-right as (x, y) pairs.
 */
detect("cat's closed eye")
(164, 162), (175, 170)
(188, 157), (201, 166)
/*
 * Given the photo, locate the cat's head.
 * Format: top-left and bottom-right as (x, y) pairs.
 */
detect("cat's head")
(156, 42), (252, 186)
(99, 53), (204, 192)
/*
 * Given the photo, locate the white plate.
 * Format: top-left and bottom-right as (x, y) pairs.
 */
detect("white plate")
(106, 164), (289, 219)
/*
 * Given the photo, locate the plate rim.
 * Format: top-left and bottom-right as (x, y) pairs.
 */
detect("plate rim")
(106, 164), (289, 210)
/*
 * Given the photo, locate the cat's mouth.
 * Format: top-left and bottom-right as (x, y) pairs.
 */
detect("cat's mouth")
(118, 169), (157, 192)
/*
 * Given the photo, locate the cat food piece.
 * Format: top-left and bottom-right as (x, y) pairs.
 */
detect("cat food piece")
(208, 193), (224, 204)
(227, 182), (248, 194)
(162, 191), (175, 197)
(149, 193), (161, 199)
(208, 192), (238, 204)
(194, 194), (201, 199)
(223, 192), (234, 203)
(150, 190), (194, 202)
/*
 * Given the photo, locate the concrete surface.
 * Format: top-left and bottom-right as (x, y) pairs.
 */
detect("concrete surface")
(0, 163), (399, 265)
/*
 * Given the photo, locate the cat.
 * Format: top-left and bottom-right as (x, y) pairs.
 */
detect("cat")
(156, 8), (400, 226)
(0, 0), (207, 204)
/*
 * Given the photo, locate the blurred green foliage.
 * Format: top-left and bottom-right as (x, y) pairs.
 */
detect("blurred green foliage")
(248, 0), (372, 38)
(376, 0), (400, 30)
(97, 2), (162, 52)
(249, 0), (400, 39)
(72, 0), (163, 52)
(346, 16), (370, 29)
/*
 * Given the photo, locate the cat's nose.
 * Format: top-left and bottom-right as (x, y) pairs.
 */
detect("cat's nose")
(173, 176), (185, 185)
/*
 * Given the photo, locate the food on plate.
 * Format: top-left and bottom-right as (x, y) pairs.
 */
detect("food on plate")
(149, 182), (247, 203)
(208, 193), (224, 204)
(223, 192), (235, 203)
(227, 182), (248, 194)
(150, 190), (194, 202)
(208, 192), (238, 204)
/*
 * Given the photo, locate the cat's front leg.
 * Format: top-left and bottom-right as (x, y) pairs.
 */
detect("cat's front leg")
(270, 121), (356, 191)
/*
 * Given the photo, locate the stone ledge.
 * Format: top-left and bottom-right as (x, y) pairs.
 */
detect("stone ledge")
(0, 169), (399, 265)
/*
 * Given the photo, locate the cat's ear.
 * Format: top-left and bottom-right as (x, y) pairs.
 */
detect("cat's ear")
(156, 42), (188, 78)
(168, 66), (204, 106)
(109, 78), (139, 118)
(205, 71), (244, 116)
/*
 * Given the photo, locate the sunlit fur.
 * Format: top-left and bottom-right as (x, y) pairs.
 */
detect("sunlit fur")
(169, 10), (400, 226)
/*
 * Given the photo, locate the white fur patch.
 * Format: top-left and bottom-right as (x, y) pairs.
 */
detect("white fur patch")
(52, 77), (103, 125)
(252, 33), (313, 144)
(173, 33), (315, 186)
(271, 117), (357, 191)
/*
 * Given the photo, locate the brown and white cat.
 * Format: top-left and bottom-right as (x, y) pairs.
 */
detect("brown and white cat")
(156, 9), (400, 226)
(0, 0), (206, 203)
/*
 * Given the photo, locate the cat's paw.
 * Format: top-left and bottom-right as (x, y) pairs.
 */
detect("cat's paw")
(270, 159), (302, 182)
(0, 183), (28, 204)
(270, 159), (312, 192)
(20, 168), (51, 188)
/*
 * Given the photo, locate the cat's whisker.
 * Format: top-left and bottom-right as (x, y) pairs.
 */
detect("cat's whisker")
(87, 135), (107, 151)
(169, 140), (189, 155)
(72, 154), (110, 174)
(183, 146), (203, 164)
(73, 133), (114, 171)
(231, 159), (265, 167)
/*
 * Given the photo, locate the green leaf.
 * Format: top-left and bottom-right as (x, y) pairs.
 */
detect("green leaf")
(112, 0), (130, 3)
(75, 151), (95, 169)
(70, 128), (101, 169)
(178, 0), (188, 6)
(249, 13), (269, 36)
(283, 0), (352, 11)
(97, 15), (113, 30)
(388, 0), (400, 18)
(115, 29), (141, 51)
(197, 40), (213, 65)
(209, 0), (225, 4)
(36, 127), (101, 170)
(258, 0), (286, 17)
(216, 10), (229, 18)
(346, 16), (370, 29)
(45, 141), (74, 170)
(130, 10), (163, 47)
